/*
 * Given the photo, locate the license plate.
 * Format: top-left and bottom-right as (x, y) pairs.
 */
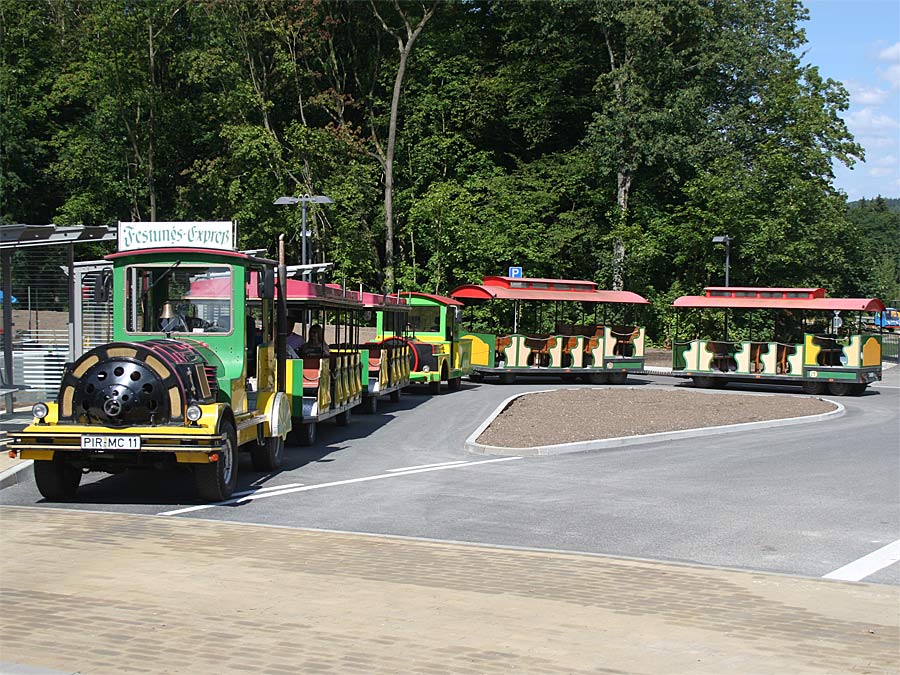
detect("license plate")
(80, 435), (141, 450)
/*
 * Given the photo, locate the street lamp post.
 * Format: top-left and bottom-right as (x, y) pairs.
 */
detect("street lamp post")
(274, 194), (334, 275)
(712, 235), (732, 286)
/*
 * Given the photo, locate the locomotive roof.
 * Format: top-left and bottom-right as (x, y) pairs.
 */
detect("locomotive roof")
(450, 276), (649, 304)
(400, 291), (464, 307)
(106, 247), (277, 267)
(673, 287), (885, 312)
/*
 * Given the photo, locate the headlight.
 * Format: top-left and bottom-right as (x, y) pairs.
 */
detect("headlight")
(32, 402), (49, 421)
(422, 365), (430, 373)
(186, 405), (203, 422)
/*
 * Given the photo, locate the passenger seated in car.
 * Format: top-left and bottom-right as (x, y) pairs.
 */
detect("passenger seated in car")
(286, 320), (306, 358)
(300, 323), (330, 357)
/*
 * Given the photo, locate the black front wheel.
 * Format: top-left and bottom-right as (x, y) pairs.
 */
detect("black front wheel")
(827, 381), (853, 396)
(250, 434), (284, 472)
(337, 408), (352, 426)
(447, 377), (462, 391)
(801, 380), (827, 395)
(587, 372), (608, 385)
(298, 422), (317, 446)
(34, 457), (81, 501)
(608, 370), (628, 385)
(195, 421), (238, 502)
(428, 380), (441, 395)
(363, 396), (378, 414)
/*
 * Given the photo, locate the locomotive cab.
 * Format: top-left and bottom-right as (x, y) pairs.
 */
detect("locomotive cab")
(11, 222), (291, 502)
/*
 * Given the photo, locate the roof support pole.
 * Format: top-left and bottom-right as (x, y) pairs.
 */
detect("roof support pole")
(67, 243), (75, 360)
(2, 249), (14, 413)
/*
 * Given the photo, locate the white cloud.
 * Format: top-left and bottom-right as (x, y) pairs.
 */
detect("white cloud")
(868, 154), (899, 178)
(848, 82), (889, 105)
(880, 63), (900, 89)
(877, 42), (900, 62)
(876, 42), (900, 88)
(846, 107), (900, 134)
(870, 167), (896, 177)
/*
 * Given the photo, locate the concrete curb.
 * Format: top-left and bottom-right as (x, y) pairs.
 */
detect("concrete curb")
(0, 460), (34, 490)
(465, 387), (846, 457)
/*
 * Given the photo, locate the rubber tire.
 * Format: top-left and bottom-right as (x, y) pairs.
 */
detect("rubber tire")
(390, 389), (402, 403)
(363, 396), (378, 414)
(608, 370), (627, 385)
(801, 380), (827, 395)
(827, 381), (853, 396)
(848, 383), (868, 396)
(711, 378), (728, 389)
(499, 372), (516, 385)
(692, 376), (717, 389)
(33, 457), (81, 501)
(250, 435), (284, 472)
(447, 377), (462, 391)
(468, 370), (484, 383)
(298, 422), (317, 446)
(428, 380), (441, 395)
(195, 421), (237, 502)
(587, 372), (609, 385)
(337, 408), (352, 426)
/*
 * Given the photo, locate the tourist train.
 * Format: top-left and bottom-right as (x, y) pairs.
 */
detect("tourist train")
(9, 222), (888, 502)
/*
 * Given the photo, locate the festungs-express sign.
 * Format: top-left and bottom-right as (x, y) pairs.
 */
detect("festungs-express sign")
(118, 221), (235, 252)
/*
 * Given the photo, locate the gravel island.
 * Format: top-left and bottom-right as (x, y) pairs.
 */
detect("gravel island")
(476, 388), (837, 448)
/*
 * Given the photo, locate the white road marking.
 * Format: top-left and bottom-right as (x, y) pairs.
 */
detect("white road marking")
(386, 460), (468, 472)
(158, 457), (522, 516)
(822, 539), (900, 581)
(232, 483), (304, 498)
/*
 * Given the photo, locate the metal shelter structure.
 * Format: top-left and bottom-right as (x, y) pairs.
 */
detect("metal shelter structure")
(0, 224), (116, 413)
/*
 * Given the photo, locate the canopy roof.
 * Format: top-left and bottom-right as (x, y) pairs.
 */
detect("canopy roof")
(356, 290), (407, 309)
(450, 276), (649, 305)
(401, 291), (464, 307)
(673, 287), (885, 312)
(107, 247), (276, 267)
(185, 273), (363, 308)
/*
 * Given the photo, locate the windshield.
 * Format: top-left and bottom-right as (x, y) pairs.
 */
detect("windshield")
(125, 265), (233, 334)
(407, 306), (441, 334)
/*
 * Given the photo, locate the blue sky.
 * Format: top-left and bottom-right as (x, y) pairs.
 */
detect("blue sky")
(802, 0), (900, 200)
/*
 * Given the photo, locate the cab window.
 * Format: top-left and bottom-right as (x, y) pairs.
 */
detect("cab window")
(125, 264), (233, 334)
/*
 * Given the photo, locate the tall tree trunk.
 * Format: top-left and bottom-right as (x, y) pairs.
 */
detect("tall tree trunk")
(602, 24), (632, 291)
(371, 1), (436, 290)
(612, 170), (631, 290)
(147, 14), (157, 221)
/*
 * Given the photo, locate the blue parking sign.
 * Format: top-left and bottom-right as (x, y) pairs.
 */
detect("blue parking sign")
(508, 266), (523, 278)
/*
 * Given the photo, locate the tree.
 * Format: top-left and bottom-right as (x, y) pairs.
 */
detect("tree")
(366, 0), (437, 290)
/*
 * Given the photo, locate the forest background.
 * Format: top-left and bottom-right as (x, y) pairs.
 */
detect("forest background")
(2, 0), (898, 340)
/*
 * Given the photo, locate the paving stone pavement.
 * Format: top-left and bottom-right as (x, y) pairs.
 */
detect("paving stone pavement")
(0, 506), (897, 675)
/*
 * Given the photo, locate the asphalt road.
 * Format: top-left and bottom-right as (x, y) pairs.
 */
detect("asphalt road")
(3, 367), (898, 585)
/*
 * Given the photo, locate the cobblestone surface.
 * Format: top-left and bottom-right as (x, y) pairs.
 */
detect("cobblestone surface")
(1, 506), (896, 675)
(477, 388), (835, 447)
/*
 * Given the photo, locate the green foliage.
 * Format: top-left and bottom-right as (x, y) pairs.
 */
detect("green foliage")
(3, 0), (891, 339)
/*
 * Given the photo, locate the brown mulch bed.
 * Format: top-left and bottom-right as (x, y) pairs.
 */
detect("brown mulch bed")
(476, 388), (836, 448)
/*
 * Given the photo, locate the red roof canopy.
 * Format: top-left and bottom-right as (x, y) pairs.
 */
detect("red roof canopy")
(674, 287), (884, 312)
(450, 276), (649, 305)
